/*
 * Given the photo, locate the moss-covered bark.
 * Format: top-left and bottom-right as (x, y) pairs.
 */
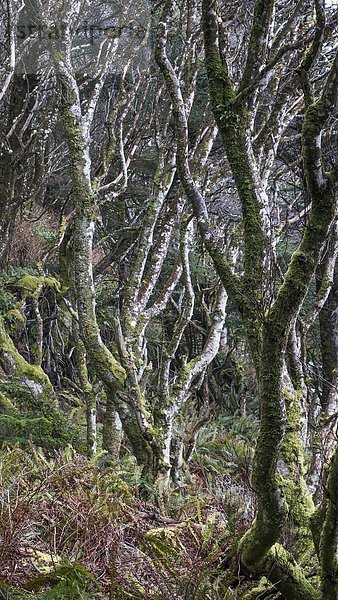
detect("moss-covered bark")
(51, 37), (159, 473)
(73, 326), (97, 457)
(318, 264), (338, 412)
(238, 319), (286, 567)
(0, 318), (54, 400)
(237, 102), (336, 597)
(263, 544), (321, 600)
(102, 395), (123, 461)
(318, 444), (338, 599)
(200, 2), (337, 597)
(201, 0), (265, 371)
(280, 388), (315, 559)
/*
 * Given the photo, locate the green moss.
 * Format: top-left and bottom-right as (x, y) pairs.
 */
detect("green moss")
(90, 341), (126, 387)
(0, 318), (53, 397)
(240, 577), (272, 599)
(16, 275), (42, 294)
(15, 275), (60, 299)
(319, 445), (338, 599)
(280, 388), (315, 559)
(44, 277), (61, 290)
(171, 358), (198, 396)
(265, 543), (321, 599)
(0, 390), (16, 412)
(238, 539), (321, 598)
(202, 15), (265, 367)
(6, 306), (26, 333)
(7, 308), (25, 323)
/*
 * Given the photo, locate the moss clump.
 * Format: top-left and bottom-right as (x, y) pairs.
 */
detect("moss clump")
(0, 390), (16, 412)
(0, 317), (54, 398)
(15, 275), (60, 298)
(241, 576), (273, 599)
(6, 308), (26, 325)
(15, 275), (42, 295)
(5, 307), (26, 335)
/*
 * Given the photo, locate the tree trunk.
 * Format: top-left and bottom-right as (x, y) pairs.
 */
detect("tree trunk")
(102, 396), (123, 461)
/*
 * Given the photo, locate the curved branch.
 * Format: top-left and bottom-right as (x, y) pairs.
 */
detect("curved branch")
(154, 11), (244, 317)
(238, 0), (275, 96)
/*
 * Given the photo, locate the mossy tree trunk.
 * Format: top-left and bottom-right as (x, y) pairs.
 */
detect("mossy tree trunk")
(318, 444), (338, 599)
(48, 17), (157, 473)
(201, 1), (337, 595)
(318, 262), (338, 413)
(73, 320), (97, 457)
(310, 443), (338, 599)
(102, 395), (123, 461)
(304, 227), (338, 497)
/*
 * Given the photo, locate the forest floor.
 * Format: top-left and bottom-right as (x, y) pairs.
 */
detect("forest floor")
(0, 415), (270, 599)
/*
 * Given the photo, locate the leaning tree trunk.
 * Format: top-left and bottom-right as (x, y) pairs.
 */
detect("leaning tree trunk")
(318, 444), (338, 600)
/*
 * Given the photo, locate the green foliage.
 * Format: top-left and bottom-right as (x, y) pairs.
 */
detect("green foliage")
(0, 446), (240, 599)
(0, 268), (36, 296)
(216, 102), (241, 132)
(194, 412), (259, 477)
(36, 229), (59, 245)
(0, 381), (85, 453)
(0, 563), (99, 599)
(29, 563), (99, 599)
(0, 412), (84, 453)
(0, 281), (15, 316)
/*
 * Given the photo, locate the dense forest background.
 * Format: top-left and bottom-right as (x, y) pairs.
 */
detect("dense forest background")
(0, 0), (337, 598)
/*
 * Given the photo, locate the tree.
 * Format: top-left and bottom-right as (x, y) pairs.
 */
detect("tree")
(0, 0), (336, 595)
(155, 0), (337, 596)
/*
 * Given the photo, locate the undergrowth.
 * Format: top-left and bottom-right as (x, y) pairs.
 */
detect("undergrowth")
(0, 413), (262, 599)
